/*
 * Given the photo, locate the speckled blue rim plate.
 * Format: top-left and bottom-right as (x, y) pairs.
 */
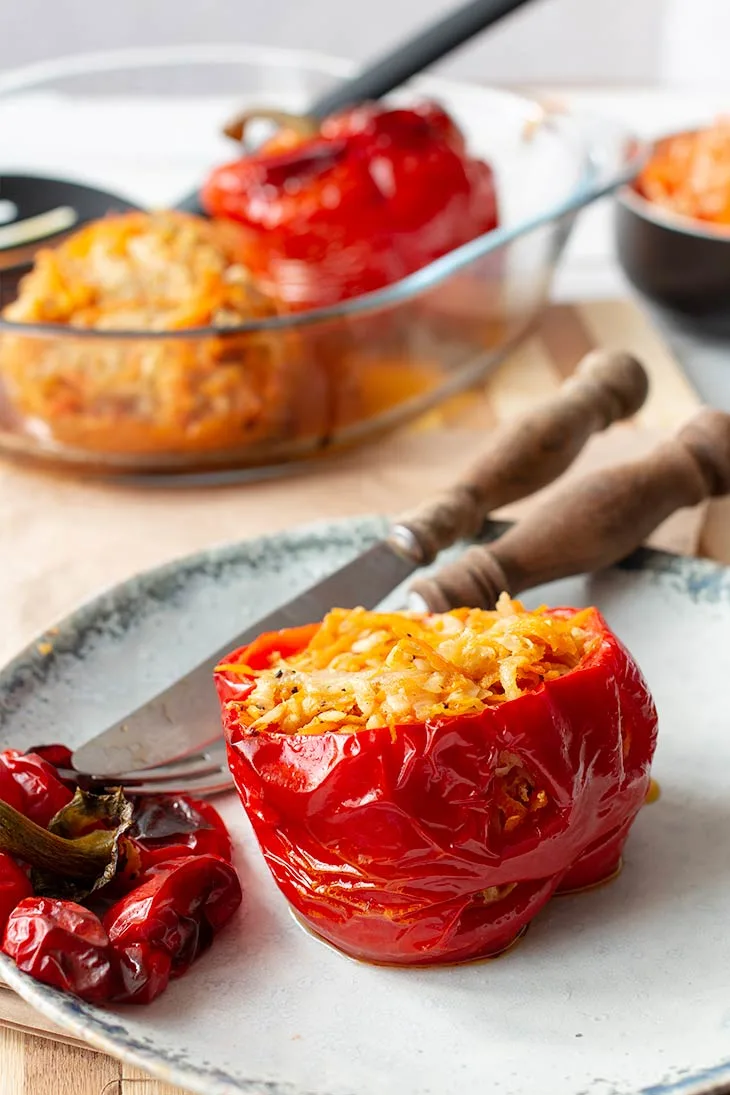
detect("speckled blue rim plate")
(1, 515), (730, 1095)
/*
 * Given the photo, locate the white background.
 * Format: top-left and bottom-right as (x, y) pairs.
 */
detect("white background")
(4, 0), (730, 88)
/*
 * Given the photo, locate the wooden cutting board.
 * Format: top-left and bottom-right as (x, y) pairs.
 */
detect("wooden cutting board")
(0, 298), (706, 1095)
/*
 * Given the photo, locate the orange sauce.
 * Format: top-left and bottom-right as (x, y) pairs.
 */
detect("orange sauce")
(645, 778), (661, 805)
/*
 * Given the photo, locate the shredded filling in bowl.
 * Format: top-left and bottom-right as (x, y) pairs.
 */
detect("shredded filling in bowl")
(635, 119), (730, 228)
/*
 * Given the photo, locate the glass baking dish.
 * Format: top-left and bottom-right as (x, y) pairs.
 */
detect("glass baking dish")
(0, 45), (643, 481)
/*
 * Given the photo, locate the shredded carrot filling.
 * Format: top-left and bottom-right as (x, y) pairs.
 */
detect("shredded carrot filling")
(636, 118), (730, 227)
(493, 750), (550, 833)
(224, 594), (595, 736)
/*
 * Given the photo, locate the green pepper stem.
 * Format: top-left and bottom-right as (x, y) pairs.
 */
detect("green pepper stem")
(0, 798), (115, 879)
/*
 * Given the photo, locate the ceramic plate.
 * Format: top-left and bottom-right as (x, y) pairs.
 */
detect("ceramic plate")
(1, 515), (730, 1095)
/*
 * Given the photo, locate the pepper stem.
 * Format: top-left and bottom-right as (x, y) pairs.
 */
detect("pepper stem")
(222, 108), (319, 145)
(0, 798), (114, 879)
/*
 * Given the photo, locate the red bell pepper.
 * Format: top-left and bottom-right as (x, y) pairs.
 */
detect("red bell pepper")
(215, 607), (658, 967)
(201, 100), (498, 309)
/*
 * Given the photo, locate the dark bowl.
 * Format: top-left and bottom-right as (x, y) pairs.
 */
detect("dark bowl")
(615, 166), (730, 325)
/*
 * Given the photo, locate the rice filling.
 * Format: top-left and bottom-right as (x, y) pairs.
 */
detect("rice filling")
(222, 594), (595, 736)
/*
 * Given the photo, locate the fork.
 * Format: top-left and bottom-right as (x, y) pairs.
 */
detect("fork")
(60, 740), (232, 797)
(64, 405), (730, 797)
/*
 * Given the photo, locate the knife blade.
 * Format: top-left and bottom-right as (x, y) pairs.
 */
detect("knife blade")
(70, 348), (649, 777)
(71, 539), (417, 776)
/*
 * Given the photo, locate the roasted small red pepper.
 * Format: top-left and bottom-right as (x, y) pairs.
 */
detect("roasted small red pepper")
(0, 750), (73, 828)
(216, 607), (658, 967)
(2, 896), (174, 1004)
(0, 748), (243, 1005)
(3, 856), (242, 1003)
(3, 897), (114, 1002)
(0, 852), (32, 936)
(201, 100), (498, 309)
(25, 743), (73, 772)
(25, 744), (77, 791)
(130, 794), (232, 868)
(103, 854), (242, 977)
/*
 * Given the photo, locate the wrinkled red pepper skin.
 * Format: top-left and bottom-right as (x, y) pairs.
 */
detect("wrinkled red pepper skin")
(25, 744), (73, 771)
(103, 855), (243, 977)
(201, 100), (498, 309)
(25, 744), (77, 791)
(3, 898), (114, 1002)
(0, 750), (73, 828)
(2, 897), (175, 1004)
(0, 853), (32, 936)
(109, 943), (172, 1004)
(216, 608), (658, 966)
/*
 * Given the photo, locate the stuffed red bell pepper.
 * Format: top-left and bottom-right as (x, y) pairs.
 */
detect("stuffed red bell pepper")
(215, 596), (658, 967)
(201, 100), (499, 309)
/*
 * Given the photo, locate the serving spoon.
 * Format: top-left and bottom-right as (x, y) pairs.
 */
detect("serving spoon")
(0, 0), (538, 267)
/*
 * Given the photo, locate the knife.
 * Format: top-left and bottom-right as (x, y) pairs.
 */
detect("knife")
(72, 350), (648, 777)
(71, 402), (730, 797)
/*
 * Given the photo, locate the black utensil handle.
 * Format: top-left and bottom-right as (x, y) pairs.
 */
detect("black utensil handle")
(175, 191), (206, 216)
(308, 0), (538, 119)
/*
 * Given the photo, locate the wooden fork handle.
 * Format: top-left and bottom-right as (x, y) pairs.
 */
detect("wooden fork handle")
(389, 350), (648, 565)
(411, 408), (730, 611)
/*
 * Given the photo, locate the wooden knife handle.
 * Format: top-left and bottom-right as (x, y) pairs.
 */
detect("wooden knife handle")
(389, 350), (648, 564)
(411, 407), (730, 611)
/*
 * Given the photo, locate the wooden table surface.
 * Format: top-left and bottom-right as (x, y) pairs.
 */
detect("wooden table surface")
(0, 1028), (189, 1095)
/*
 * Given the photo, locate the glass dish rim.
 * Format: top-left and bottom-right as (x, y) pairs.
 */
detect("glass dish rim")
(0, 43), (643, 341)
